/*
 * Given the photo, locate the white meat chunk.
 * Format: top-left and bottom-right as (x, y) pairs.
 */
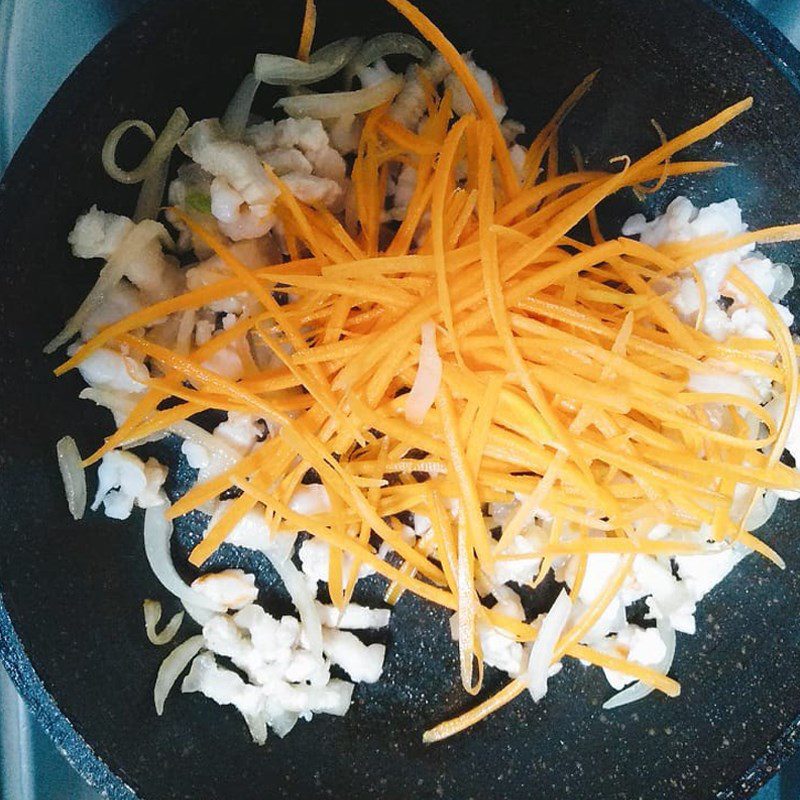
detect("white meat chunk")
(321, 628), (385, 683)
(68, 206), (134, 260)
(445, 54), (507, 122)
(80, 282), (143, 340)
(91, 451), (167, 520)
(179, 119), (279, 240)
(76, 346), (149, 394)
(192, 569), (259, 611)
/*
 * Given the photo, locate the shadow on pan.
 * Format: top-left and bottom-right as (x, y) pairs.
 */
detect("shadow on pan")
(1, 0), (800, 798)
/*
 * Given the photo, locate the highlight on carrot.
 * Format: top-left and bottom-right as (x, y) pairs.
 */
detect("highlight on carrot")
(48, 0), (800, 747)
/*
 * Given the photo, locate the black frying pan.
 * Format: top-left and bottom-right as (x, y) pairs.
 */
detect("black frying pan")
(2, 1), (800, 798)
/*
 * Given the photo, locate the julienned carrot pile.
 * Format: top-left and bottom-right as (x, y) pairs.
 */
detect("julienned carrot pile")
(52, 0), (800, 741)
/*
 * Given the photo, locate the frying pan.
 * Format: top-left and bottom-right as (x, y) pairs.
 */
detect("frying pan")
(1, 0), (800, 798)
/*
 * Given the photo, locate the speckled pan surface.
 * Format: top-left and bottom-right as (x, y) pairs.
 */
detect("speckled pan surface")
(1, 0), (800, 798)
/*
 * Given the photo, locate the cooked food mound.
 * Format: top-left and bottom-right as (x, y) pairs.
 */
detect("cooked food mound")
(49, 0), (800, 744)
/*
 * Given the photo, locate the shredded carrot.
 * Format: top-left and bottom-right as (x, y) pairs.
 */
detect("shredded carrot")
(296, 0), (317, 61)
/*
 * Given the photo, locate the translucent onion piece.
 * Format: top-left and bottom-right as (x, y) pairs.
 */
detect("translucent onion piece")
(102, 107), (188, 185)
(602, 621), (676, 710)
(169, 420), (240, 466)
(222, 72), (260, 139)
(254, 37), (362, 86)
(405, 320), (441, 425)
(527, 588), (572, 702)
(275, 74), (403, 119)
(344, 32), (430, 87)
(770, 262), (794, 301)
(154, 634), (204, 715)
(143, 599), (185, 645)
(181, 597), (217, 627)
(746, 488), (779, 531)
(133, 152), (171, 223)
(268, 553), (323, 657)
(56, 436), (86, 520)
(44, 220), (168, 353)
(143, 504), (223, 612)
(102, 119), (155, 183)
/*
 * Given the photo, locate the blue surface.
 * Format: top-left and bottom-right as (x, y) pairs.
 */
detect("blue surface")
(1, 0), (800, 797)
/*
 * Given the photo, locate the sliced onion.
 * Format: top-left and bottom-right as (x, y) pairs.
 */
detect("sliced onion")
(405, 320), (441, 425)
(254, 37), (362, 86)
(44, 220), (169, 353)
(102, 120), (155, 183)
(78, 387), (138, 425)
(102, 107), (189, 185)
(168, 420), (240, 466)
(143, 599), (185, 646)
(527, 588), (572, 702)
(745, 488), (779, 531)
(56, 435), (86, 520)
(143, 504), (223, 612)
(44, 260), (126, 353)
(133, 151), (171, 223)
(344, 33), (430, 88)
(181, 597), (217, 627)
(276, 74), (403, 119)
(154, 634), (204, 715)
(267, 553), (323, 658)
(602, 621), (676, 710)
(222, 72), (260, 139)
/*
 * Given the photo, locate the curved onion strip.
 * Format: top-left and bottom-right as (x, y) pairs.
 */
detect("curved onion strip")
(344, 32), (430, 87)
(276, 74), (403, 119)
(268, 553), (323, 657)
(102, 107), (188, 185)
(181, 597), (217, 626)
(143, 599), (185, 645)
(154, 635), (204, 715)
(143, 504), (223, 612)
(56, 436), (86, 520)
(221, 72), (260, 139)
(102, 119), (155, 183)
(602, 621), (676, 710)
(527, 588), (572, 701)
(405, 320), (441, 424)
(254, 37), (362, 86)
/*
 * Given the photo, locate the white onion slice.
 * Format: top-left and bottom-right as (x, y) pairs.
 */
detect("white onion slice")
(344, 33), (430, 87)
(405, 320), (441, 425)
(181, 597), (218, 627)
(143, 599), (185, 646)
(102, 120), (155, 183)
(154, 634), (204, 715)
(222, 72), (260, 139)
(268, 553), (323, 658)
(143, 504), (223, 612)
(168, 421), (240, 467)
(745, 488), (779, 531)
(102, 107), (188, 185)
(527, 589), (572, 702)
(276, 75), (403, 119)
(133, 151), (171, 223)
(254, 37), (362, 86)
(56, 436), (86, 520)
(602, 621), (676, 710)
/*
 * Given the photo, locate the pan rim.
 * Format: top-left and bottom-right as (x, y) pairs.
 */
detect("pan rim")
(0, 0), (799, 798)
